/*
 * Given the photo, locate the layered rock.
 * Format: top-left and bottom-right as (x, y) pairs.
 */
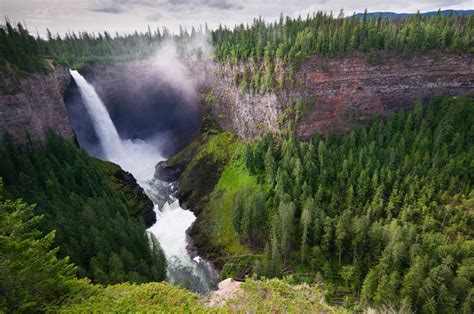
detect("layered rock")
(210, 63), (283, 138)
(210, 52), (474, 140)
(0, 62), (74, 143)
(296, 52), (474, 139)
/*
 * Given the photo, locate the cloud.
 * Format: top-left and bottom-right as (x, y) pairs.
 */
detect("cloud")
(168, 0), (243, 10)
(90, 0), (165, 14)
(146, 12), (162, 21)
(3, 0), (472, 37)
(91, 6), (126, 14)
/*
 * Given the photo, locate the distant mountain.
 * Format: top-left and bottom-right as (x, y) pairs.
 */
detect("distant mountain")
(355, 9), (474, 19)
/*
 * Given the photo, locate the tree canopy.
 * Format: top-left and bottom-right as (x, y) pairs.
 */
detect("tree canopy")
(236, 96), (473, 312)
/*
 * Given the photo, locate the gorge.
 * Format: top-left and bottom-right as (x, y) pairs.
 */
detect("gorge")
(69, 67), (217, 293)
(1, 10), (473, 312)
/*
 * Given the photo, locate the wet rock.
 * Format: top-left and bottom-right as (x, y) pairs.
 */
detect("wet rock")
(154, 160), (184, 182)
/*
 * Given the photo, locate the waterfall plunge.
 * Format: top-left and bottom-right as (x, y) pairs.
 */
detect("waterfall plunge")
(70, 69), (216, 293)
(70, 70), (163, 181)
(70, 70), (122, 160)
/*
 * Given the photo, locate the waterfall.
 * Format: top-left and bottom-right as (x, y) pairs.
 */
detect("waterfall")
(70, 70), (122, 159)
(70, 69), (217, 293)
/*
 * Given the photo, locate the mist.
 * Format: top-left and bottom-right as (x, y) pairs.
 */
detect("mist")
(65, 34), (212, 159)
(66, 34), (218, 292)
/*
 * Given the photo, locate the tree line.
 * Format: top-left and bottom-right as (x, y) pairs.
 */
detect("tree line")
(213, 10), (473, 62)
(0, 20), (210, 74)
(234, 96), (473, 312)
(1, 11), (472, 77)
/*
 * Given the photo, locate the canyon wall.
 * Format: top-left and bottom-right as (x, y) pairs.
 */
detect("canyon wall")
(0, 63), (74, 143)
(211, 52), (473, 140)
(210, 63), (283, 138)
(75, 61), (202, 156)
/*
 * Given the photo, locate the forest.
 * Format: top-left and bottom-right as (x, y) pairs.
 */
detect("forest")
(0, 9), (473, 313)
(0, 132), (166, 286)
(232, 96), (473, 312)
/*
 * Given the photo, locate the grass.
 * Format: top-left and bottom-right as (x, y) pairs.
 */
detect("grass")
(208, 157), (258, 255)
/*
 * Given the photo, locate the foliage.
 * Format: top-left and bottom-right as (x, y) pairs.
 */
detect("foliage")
(237, 96), (474, 312)
(177, 132), (240, 208)
(0, 20), (48, 75)
(226, 277), (343, 313)
(59, 281), (206, 313)
(59, 276), (344, 313)
(0, 181), (91, 312)
(44, 24), (210, 68)
(0, 132), (166, 285)
(92, 158), (155, 226)
(208, 158), (258, 254)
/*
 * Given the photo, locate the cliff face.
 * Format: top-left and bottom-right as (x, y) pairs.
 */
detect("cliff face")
(211, 63), (284, 138)
(211, 52), (473, 139)
(296, 52), (473, 139)
(73, 60), (202, 156)
(0, 63), (74, 143)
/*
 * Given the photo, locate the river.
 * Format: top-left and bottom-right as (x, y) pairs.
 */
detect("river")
(70, 69), (217, 293)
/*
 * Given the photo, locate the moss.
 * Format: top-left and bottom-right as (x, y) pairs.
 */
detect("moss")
(207, 158), (257, 255)
(186, 139), (264, 274)
(166, 136), (202, 168)
(177, 132), (239, 212)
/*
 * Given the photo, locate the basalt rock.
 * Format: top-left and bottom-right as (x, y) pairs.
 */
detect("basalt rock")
(154, 160), (185, 183)
(296, 52), (474, 139)
(0, 62), (74, 143)
(210, 52), (474, 140)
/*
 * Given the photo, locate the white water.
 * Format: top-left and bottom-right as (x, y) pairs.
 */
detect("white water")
(70, 69), (216, 292)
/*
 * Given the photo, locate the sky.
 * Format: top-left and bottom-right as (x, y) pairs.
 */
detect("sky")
(1, 0), (472, 36)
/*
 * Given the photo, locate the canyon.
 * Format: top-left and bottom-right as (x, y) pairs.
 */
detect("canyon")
(1, 52), (472, 145)
(210, 52), (473, 140)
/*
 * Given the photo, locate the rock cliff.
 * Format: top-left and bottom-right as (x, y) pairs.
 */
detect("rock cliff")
(74, 60), (202, 156)
(0, 63), (74, 143)
(210, 52), (473, 140)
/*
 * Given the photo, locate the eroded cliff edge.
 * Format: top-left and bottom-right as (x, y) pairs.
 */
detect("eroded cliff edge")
(0, 63), (74, 143)
(210, 52), (473, 139)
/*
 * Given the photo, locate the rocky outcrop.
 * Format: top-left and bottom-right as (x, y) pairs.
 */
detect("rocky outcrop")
(154, 160), (185, 182)
(205, 278), (242, 308)
(0, 62), (74, 143)
(94, 158), (156, 227)
(211, 52), (474, 140)
(211, 63), (284, 138)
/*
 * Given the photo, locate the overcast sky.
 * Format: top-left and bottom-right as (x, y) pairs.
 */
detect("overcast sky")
(1, 0), (472, 36)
